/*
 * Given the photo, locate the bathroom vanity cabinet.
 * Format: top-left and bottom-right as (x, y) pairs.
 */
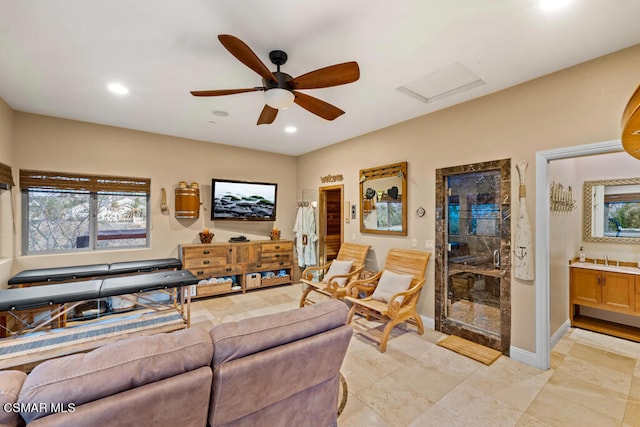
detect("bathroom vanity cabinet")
(570, 261), (640, 342)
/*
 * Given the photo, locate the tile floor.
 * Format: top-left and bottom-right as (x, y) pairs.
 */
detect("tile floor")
(190, 284), (640, 427)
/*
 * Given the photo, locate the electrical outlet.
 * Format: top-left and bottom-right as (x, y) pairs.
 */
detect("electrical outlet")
(411, 239), (417, 248)
(425, 240), (434, 250)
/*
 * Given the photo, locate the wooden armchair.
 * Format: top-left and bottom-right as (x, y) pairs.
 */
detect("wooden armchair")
(344, 248), (430, 352)
(299, 242), (370, 307)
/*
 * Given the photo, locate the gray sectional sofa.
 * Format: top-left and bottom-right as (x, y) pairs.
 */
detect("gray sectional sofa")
(0, 300), (352, 427)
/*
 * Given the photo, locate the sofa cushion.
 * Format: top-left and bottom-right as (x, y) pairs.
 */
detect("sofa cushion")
(210, 299), (348, 366)
(18, 328), (212, 423)
(0, 371), (27, 427)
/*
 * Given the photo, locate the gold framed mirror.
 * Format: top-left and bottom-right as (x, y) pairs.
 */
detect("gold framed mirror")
(583, 177), (640, 244)
(359, 161), (407, 236)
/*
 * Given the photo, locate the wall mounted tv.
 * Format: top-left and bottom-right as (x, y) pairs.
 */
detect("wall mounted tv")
(211, 179), (278, 221)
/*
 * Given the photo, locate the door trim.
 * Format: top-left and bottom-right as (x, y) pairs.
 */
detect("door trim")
(534, 139), (622, 369)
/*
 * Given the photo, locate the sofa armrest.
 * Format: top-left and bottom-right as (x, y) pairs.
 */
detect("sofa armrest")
(0, 371), (27, 427)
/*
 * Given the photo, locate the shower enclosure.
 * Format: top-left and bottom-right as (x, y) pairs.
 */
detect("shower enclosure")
(435, 159), (511, 354)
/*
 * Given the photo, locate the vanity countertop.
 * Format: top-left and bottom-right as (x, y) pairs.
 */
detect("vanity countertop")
(570, 261), (640, 275)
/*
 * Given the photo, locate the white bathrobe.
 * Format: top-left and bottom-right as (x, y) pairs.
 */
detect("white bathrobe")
(293, 206), (318, 267)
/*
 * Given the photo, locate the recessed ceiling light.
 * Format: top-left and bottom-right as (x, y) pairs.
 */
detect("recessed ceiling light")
(284, 126), (297, 134)
(107, 82), (129, 95)
(539, 0), (571, 11)
(212, 110), (229, 117)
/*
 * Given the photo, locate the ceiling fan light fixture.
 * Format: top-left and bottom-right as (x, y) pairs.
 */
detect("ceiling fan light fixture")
(264, 88), (295, 109)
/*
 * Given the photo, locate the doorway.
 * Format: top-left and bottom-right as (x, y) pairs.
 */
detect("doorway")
(534, 139), (622, 369)
(318, 185), (343, 265)
(435, 159), (511, 354)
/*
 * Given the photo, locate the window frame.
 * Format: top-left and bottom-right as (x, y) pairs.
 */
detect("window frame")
(20, 170), (151, 255)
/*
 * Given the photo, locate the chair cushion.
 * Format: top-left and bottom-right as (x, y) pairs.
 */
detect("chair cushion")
(322, 260), (353, 287)
(370, 269), (413, 303)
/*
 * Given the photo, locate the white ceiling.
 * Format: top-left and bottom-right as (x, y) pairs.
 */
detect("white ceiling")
(1, 1), (639, 156)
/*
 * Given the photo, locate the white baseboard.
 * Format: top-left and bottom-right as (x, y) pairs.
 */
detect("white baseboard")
(421, 315), (542, 369)
(550, 319), (571, 350)
(420, 315), (435, 330)
(509, 346), (538, 368)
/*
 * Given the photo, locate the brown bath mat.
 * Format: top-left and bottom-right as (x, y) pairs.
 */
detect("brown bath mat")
(437, 335), (501, 365)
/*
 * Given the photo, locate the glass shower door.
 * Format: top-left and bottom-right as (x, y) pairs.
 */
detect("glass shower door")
(435, 158), (510, 354)
(445, 170), (502, 337)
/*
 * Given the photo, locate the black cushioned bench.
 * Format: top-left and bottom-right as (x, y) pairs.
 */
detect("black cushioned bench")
(0, 280), (103, 312)
(8, 258), (182, 287)
(7, 265), (110, 287)
(2, 259), (189, 338)
(0, 271), (198, 371)
(0, 271), (196, 313)
(0, 271), (197, 337)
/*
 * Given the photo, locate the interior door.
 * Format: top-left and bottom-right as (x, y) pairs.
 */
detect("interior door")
(319, 185), (343, 265)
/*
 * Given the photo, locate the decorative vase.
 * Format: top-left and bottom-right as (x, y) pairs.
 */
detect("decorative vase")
(199, 232), (213, 244)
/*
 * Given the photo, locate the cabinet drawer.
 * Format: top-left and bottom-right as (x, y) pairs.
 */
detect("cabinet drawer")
(261, 241), (292, 253)
(188, 265), (243, 279)
(252, 261), (291, 272)
(183, 246), (230, 260)
(261, 253), (291, 264)
(183, 257), (230, 269)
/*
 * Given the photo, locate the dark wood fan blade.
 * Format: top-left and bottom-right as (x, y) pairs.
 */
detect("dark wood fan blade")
(191, 88), (261, 97)
(218, 34), (276, 83)
(293, 91), (345, 121)
(257, 105), (278, 125)
(292, 62), (360, 90)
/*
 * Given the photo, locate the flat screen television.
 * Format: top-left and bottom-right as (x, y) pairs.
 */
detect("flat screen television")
(211, 179), (278, 221)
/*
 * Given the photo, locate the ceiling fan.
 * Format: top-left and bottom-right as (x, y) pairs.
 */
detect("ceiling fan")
(190, 34), (360, 125)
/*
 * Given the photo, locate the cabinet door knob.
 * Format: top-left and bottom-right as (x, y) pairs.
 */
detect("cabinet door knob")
(275, 245), (280, 249)
(203, 250), (210, 255)
(196, 271), (204, 276)
(275, 254), (280, 258)
(203, 260), (210, 265)
(226, 267), (232, 272)
(256, 264), (262, 268)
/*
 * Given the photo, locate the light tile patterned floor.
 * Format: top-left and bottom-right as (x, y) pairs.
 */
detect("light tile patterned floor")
(190, 284), (640, 427)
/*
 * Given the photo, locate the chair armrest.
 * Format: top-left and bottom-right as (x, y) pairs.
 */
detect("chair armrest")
(387, 279), (425, 316)
(345, 271), (382, 298)
(325, 266), (365, 293)
(301, 263), (331, 281)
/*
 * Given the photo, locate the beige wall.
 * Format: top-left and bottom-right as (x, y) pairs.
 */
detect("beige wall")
(548, 157), (579, 337)
(296, 44), (640, 352)
(0, 97), (15, 285)
(10, 113), (297, 274)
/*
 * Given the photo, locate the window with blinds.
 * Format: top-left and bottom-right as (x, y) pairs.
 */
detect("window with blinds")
(20, 170), (150, 254)
(0, 162), (14, 190)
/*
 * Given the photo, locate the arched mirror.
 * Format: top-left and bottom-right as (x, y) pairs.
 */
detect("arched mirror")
(359, 161), (407, 236)
(583, 177), (640, 244)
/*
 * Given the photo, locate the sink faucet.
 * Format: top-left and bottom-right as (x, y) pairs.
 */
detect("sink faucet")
(604, 256), (608, 266)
